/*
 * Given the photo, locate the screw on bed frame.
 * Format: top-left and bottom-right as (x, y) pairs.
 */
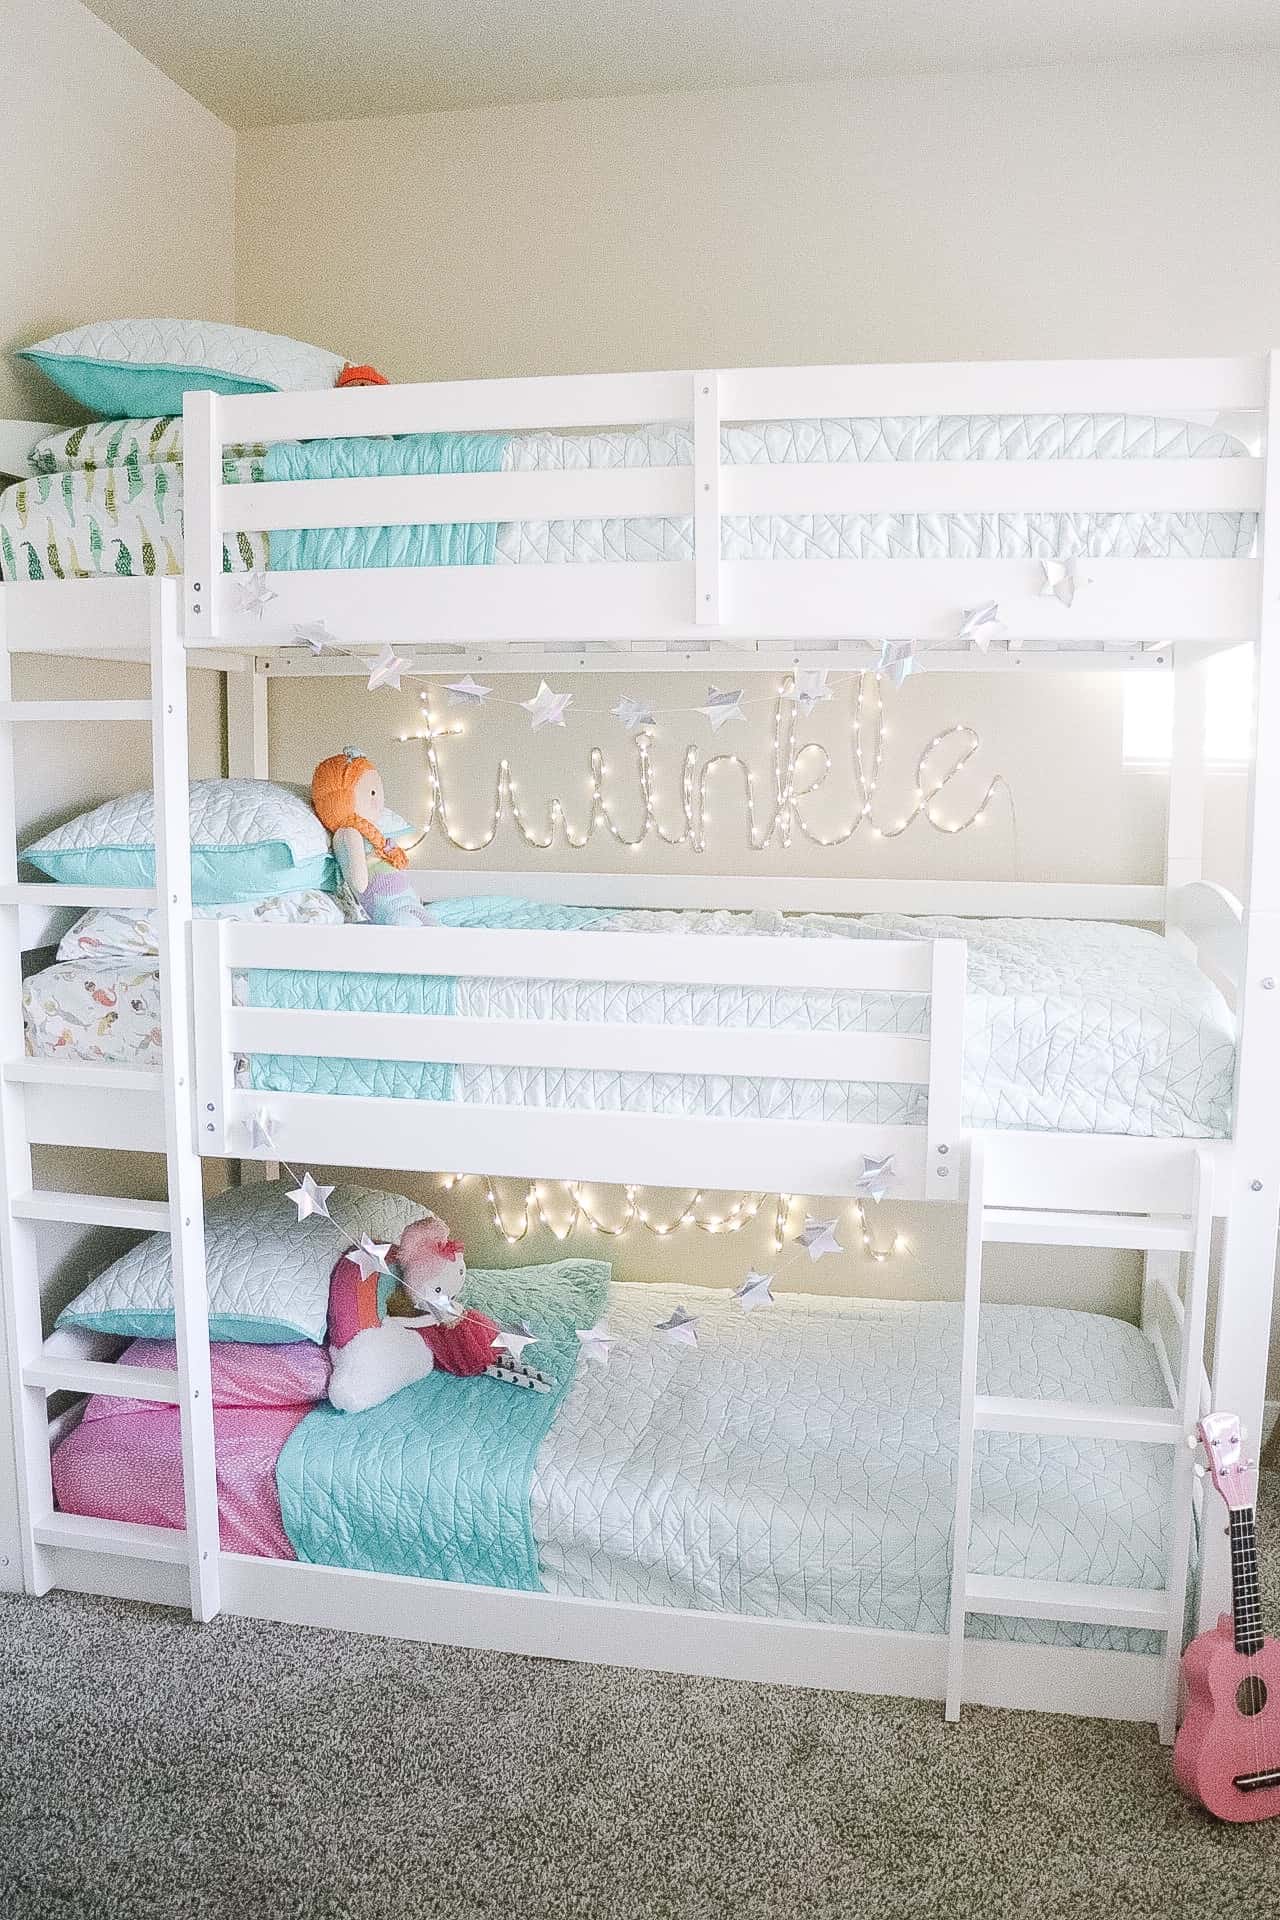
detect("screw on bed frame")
(938, 1144), (949, 1154)
(1263, 978), (1275, 990)
(1251, 1180), (1264, 1191)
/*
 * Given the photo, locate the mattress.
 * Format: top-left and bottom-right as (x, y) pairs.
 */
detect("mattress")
(23, 905), (1236, 1138)
(0, 411), (1254, 581)
(50, 1283), (1174, 1650)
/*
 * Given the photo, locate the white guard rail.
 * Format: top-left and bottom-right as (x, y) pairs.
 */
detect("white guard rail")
(182, 354), (1266, 651)
(192, 921), (966, 1200)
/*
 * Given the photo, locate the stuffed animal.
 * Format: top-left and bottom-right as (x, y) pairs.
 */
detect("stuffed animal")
(311, 749), (433, 927)
(325, 1214), (553, 1411)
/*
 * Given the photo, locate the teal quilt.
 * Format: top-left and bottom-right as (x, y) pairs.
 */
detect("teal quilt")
(276, 1259), (610, 1588)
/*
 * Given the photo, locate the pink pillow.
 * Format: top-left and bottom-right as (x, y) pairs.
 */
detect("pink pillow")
(91, 1338), (331, 1414)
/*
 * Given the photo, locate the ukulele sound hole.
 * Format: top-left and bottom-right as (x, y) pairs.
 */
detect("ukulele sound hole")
(1236, 1675), (1268, 1718)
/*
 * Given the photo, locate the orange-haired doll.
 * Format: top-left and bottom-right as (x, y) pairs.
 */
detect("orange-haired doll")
(311, 749), (432, 926)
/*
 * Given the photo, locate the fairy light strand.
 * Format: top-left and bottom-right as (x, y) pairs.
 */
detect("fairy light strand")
(437, 1175), (906, 1262)
(395, 673), (1013, 855)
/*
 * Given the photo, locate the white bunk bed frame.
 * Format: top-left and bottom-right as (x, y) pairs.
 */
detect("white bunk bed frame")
(1, 351), (1277, 1739)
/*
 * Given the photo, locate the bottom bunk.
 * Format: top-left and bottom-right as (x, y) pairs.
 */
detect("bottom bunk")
(48, 1227), (1178, 1655)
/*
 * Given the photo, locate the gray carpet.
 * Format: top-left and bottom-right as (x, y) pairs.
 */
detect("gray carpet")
(3, 1480), (1280, 1919)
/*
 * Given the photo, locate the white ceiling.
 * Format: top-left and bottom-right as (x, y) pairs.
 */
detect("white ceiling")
(85, 0), (1278, 130)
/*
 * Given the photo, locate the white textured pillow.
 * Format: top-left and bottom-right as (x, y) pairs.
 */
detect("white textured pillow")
(19, 319), (347, 418)
(57, 1180), (432, 1345)
(25, 778), (335, 904)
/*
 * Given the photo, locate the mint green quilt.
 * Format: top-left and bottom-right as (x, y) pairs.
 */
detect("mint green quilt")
(276, 1259), (610, 1588)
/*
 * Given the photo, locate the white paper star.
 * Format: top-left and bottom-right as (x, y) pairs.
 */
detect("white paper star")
(786, 669), (832, 716)
(958, 601), (1004, 651)
(854, 1153), (897, 1202)
(233, 571), (277, 619)
(521, 681), (572, 730)
(286, 1172), (334, 1222)
(350, 1236), (393, 1283)
(294, 620), (336, 655)
(365, 643), (411, 692)
(613, 694), (656, 733)
(655, 1305), (699, 1346)
(492, 1321), (540, 1363)
(699, 686), (744, 733)
(733, 1272), (776, 1313)
(575, 1322), (613, 1367)
(1040, 559), (1078, 608)
(398, 1284), (463, 1328)
(446, 675), (492, 708)
(799, 1216), (843, 1261)
(876, 639), (917, 689)
(244, 1106), (277, 1155)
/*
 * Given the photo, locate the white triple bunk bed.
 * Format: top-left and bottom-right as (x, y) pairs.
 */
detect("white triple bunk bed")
(0, 352), (1277, 1739)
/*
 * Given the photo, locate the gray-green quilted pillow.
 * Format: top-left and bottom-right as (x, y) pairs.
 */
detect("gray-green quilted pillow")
(57, 1180), (431, 1345)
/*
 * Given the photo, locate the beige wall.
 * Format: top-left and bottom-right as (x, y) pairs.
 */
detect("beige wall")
(236, 55), (1278, 378)
(239, 52), (1276, 1343)
(2, 0), (236, 424)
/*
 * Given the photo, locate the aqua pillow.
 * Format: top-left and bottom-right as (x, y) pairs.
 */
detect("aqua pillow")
(57, 1180), (432, 1346)
(24, 778), (336, 905)
(19, 320), (346, 422)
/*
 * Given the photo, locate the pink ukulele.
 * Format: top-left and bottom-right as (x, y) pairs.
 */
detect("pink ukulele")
(1175, 1412), (1280, 1822)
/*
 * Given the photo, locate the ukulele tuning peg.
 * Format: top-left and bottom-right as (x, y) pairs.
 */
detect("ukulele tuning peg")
(1193, 1463), (1207, 1478)
(1184, 1433), (1200, 1452)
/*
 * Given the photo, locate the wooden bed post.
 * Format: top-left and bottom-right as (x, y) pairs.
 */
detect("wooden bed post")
(1199, 348), (1280, 1630)
(226, 655), (269, 780)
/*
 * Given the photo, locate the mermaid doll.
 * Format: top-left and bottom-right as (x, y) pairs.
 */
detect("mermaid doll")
(310, 749), (433, 926)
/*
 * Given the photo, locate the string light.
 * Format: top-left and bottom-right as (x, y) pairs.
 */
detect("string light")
(437, 1175), (904, 1261)
(397, 674), (1011, 855)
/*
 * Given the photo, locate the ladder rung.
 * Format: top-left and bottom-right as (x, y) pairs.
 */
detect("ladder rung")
(981, 1207), (1194, 1252)
(0, 883), (158, 909)
(963, 1574), (1168, 1631)
(4, 1060), (160, 1091)
(14, 1190), (170, 1231)
(0, 701), (152, 723)
(974, 1394), (1183, 1445)
(25, 1356), (180, 1401)
(33, 1514), (188, 1565)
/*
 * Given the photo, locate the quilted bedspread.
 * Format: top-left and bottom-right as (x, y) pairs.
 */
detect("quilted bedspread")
(277, 1260), (610, 1587)
(1, 410), (1253, 580)
(239, 902), (1235, 1139)
(280, 1279), (1173, 1650)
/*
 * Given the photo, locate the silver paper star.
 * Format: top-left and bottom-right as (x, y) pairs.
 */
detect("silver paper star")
(613, 694), (656, 733)
(575, 1322), (613, 1367)
(294, 620), (336, 655)
(786, 669), (832, 716)
(244, 1106), (277, 1155)
(959, 601), (1004, 651)
(492, 1321), (540, 1363)
(876, 639), (917, 689)
(799, 1215), (843, 1261)
(232, 571), (277, 619)
(699, 686), (744, 733)
(854, 1153), (896, 1202)
(286, 1172), (334, 1222)
(521, 681), (572, 730)
(350, 1236), (393, 1283)
(446, 675), (492, 708)
(655, 1305), (699, 1346)
(365, 643), (411, 692)
(733, 1272), (776, 1313)
(399, 1283), (463, 1328)
(1040, 558), (1078, 608)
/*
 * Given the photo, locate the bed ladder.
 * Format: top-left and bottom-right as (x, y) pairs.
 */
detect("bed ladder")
(0, 580), (219, 1618)
(945, 1142), (1213, 1741)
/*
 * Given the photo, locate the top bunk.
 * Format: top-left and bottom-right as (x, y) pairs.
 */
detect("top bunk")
(0, 352), (1271, 669)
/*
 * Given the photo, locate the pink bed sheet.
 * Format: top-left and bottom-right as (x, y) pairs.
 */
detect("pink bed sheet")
(51, 1338), (331, 1560)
